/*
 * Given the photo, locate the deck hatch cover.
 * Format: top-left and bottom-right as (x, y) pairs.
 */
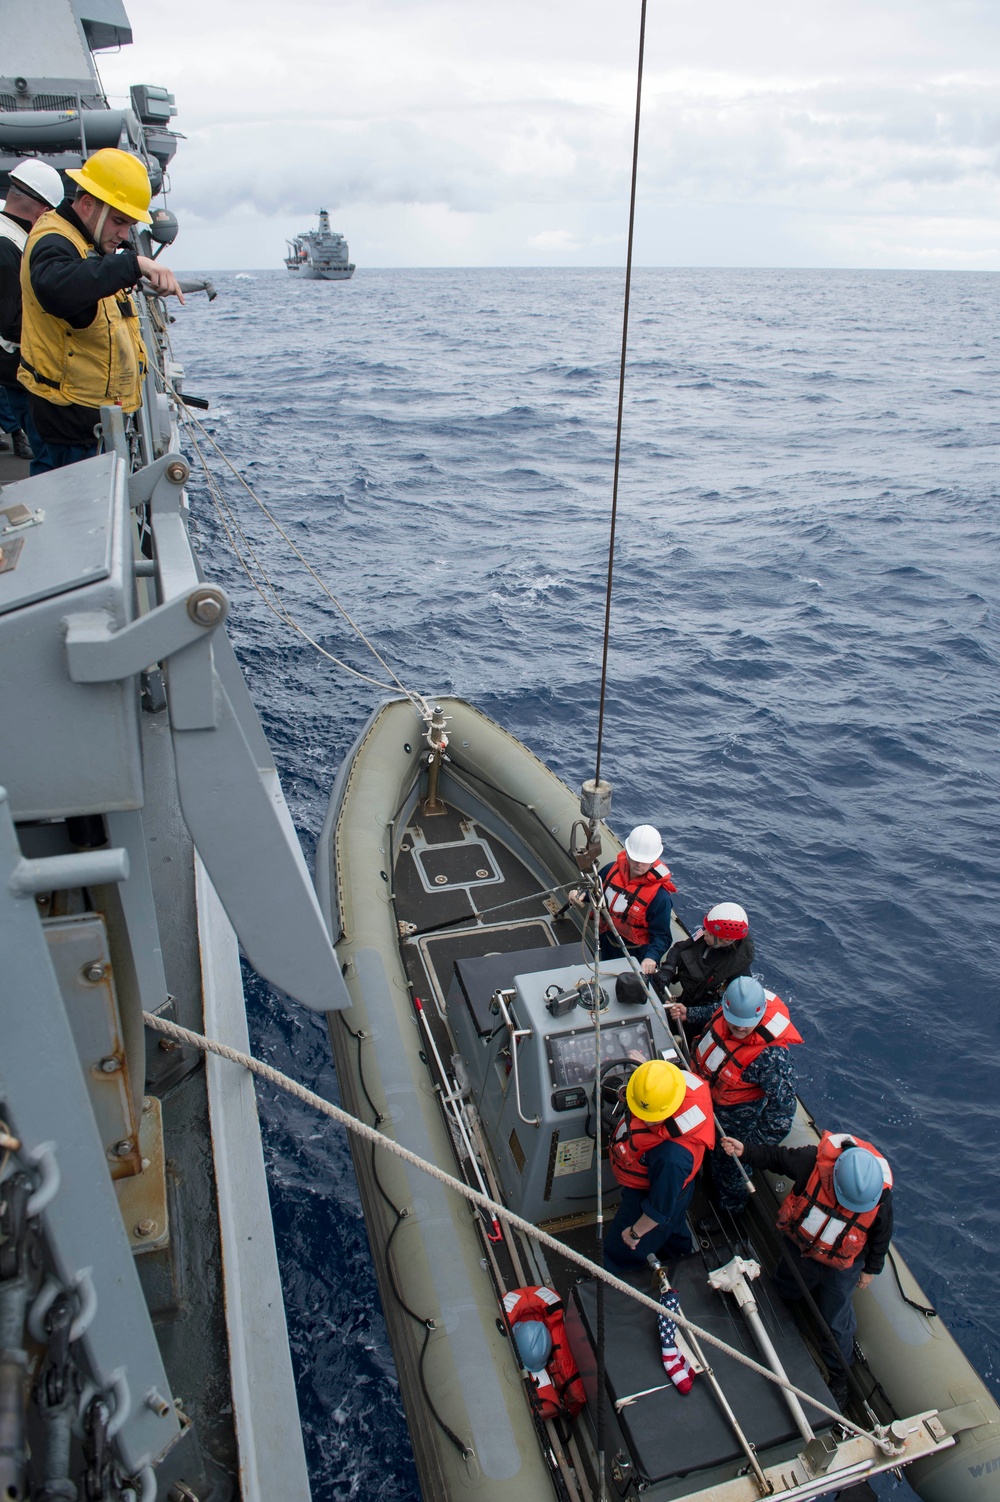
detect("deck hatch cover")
(414, 839), (501, 892)
(572, 1264), (835, 1484)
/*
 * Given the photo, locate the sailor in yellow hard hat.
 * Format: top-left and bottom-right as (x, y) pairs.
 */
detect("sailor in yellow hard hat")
(18, 147), (184, 475)
(606, 1059), (716, 1266)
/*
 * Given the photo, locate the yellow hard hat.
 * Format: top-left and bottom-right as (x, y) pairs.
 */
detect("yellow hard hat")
(626, 1060), (686, 1122)
(66, 149), (152, 225)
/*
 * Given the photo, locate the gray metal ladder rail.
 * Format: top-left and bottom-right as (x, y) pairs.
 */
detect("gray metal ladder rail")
(0, 790), (181, 1476)
(66, 447), (350, 1013)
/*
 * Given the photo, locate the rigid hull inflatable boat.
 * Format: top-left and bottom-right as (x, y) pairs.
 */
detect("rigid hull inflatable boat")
(318, 693), (1000, 1502)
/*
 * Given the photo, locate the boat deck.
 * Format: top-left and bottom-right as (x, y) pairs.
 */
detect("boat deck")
(387, 792), (876, 1498)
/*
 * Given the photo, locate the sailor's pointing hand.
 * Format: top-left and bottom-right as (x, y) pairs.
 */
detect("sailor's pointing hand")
(137, 255), (186, 304)
(721, 1136), (744, 1158)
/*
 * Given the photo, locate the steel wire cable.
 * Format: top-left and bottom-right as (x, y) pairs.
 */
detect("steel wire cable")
(151, 359), (432, 716)
(594, 0), (648, 788)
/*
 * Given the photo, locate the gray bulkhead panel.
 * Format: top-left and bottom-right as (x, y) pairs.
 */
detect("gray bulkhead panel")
(0, 456), (144, 819)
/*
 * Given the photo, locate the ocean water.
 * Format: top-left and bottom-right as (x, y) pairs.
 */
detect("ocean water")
(171, 267), (1000, 1501)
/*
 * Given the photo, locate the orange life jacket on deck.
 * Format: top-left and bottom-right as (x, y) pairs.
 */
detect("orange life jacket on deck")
(692, 992), (802, 1108)
(609, 1072), (716, 1192)
(776, 1131), (892, 1270)
(502, 1285), (586, 1420)
(599, 851), (676, 950)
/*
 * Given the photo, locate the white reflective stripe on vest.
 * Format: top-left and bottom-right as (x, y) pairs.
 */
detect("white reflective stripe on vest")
(535, 1286), (560, 1306)
(764, 1010), (790, 1038)
(533, 1367), (555, 1391)
(0, 213), (25, 355)
(681, 1070), (703, 1092)
(0, 213), (28, 251)
(673, 1104), (707, 1135)
(800, 1206), (847, 1246)
(698, 1042), (727, 1074)
(611, 893), (628, 914)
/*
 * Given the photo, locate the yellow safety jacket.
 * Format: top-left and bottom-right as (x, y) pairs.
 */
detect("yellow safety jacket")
(18, 210), (147, 412)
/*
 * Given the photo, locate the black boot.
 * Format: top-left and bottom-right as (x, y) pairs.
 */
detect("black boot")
(11, 429), (33, 460)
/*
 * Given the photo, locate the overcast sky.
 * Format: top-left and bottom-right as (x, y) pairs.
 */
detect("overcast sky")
(98, 0), (1000, 270)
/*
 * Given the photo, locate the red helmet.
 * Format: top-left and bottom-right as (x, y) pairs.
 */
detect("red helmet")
(704, 902), (749, 942)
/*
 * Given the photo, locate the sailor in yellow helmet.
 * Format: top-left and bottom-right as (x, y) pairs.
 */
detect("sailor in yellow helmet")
(606, 1059), (715, 1265)
(18, 148), (184, 475)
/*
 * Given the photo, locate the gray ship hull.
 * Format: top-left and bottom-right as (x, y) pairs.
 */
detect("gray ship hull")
(286, 264), (355, 280)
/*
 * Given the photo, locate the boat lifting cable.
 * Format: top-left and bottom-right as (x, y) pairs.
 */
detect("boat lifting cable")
(140, 1009), (906, 1460)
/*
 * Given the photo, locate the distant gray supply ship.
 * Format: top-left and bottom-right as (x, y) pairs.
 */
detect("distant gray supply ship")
(285, 209), (355, 279)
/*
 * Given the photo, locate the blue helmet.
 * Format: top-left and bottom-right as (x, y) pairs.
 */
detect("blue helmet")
(722, 976), (767, 1028)
(513, 1320), (552, 1372)
(834, 1147), (885, 1214)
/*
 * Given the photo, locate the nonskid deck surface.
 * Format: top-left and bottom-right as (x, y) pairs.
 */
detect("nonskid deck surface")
(393, 800), (581, 1010)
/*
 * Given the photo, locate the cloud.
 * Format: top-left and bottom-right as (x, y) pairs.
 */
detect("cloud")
(98, 0), (1000, 266)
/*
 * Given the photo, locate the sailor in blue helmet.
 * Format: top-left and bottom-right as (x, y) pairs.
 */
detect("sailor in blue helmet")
(690, 976), (802, 1215)
(721, 1128), (893, 1405)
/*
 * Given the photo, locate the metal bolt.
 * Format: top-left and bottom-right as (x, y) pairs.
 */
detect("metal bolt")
(99, 1056), (122, 1073)
(187, 588), (225, 626)
(145, 1388), (172, 1416)
(113, 1139), (134, 1158)
(135, 1219), (157, 1238)
(165, 460), (189, 484)
(82, 961), (106, 983)
(143, 1096), (153, 1112)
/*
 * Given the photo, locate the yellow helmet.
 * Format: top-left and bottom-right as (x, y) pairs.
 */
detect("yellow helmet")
(626, 1060), (686, 1122)
(66, 149), (152, 225)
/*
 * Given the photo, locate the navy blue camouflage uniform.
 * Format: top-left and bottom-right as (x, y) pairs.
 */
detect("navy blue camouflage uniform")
(689, 1017), (797, 1212)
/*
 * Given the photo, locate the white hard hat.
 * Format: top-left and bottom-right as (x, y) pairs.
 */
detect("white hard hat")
(8, 159), (64, 210)
(624, 825), (663, 863)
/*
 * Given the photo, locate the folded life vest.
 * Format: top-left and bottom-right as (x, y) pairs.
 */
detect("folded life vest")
(692, 992), (802, 1108)
(609, 1073), (716, 1191)
(599, 851), (676, 950)
(777, 1131), (892, 1270)
(502, 1285), (586, 1420)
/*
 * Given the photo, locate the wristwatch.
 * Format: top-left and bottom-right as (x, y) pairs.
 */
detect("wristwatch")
(625, 1225), (640, 1246)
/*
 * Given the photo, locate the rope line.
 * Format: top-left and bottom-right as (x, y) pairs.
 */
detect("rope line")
(182, 423), (408, 696)
(142, 1009), (897, 1454)
(153, 361), (432, 717)
(594, 0), (648, 788)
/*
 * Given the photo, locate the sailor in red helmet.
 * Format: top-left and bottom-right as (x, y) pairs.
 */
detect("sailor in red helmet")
(616, 899), (753, 1012)
(569, 825), (676, 975)
(691, 975), (802, 1214)
(721, 1129), (893, 1404)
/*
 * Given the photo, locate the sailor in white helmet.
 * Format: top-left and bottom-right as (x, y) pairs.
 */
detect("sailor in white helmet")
(569, 825), (676, 974)
(0, 159), (65, 459)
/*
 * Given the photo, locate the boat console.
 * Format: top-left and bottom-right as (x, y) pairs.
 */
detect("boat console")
(446, 949), (678, 1221)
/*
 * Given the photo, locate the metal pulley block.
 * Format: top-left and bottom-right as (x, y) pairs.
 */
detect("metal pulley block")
(569, 777), (611, 871)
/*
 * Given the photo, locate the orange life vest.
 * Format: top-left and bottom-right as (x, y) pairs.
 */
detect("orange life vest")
(599, 851), (676, 949)
(692, 992), (802, 1108)
(776, 1131), (892, 1270)
(502, 1285), (586, 1420)
(609, 1072), (716, 1191)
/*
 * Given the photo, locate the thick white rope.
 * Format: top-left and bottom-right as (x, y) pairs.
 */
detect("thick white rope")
(142, 1009), (895, 1452)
